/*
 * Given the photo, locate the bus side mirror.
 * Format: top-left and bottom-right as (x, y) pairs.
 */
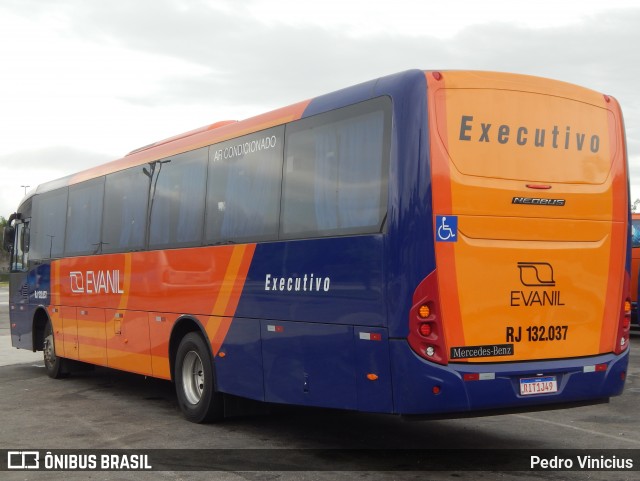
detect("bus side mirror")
(2, 226), (15, 252)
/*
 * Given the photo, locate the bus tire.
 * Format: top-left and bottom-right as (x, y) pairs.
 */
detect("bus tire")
(175, 332), (224, 423)
(43, 319), (69, 379)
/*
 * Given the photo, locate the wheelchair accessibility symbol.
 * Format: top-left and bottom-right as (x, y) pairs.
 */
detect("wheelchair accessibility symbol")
(436, 215), (458, 242)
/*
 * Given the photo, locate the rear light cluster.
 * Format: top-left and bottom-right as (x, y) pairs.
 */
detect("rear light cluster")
(407, 270), (448, 365)
(614, 272), (631, 355)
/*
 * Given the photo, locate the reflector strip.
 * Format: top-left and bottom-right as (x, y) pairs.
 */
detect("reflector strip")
(463, 372), (495, 381)
(359, 332), (382, 341)
(267, 325), (284, 333)
(584, 364), (607, 373)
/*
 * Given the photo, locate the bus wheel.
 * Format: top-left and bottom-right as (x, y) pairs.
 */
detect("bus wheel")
(175, 332), (223, 423)
(43, 320), (68, 379)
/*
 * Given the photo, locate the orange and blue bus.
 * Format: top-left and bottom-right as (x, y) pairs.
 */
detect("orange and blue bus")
(631, 213), (640, 328)
(2, 70), (631, 423)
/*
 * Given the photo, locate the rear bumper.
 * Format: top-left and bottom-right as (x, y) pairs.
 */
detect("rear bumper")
(390, 339), (628, 415)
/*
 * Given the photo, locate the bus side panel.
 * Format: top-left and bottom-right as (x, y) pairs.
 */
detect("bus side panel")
(215, 317), (264, 401)
(60, 306), (79, 360)
(215, 322), (394, 412)
(353, 326), (394, 413)
(261, 320), (357, 409)
(238, 236), (385, 327)
(76, 307), (107, 366)
(105, 309), (153, 376)
(303, 70), (435, 340)
(8, 271), (31, 349)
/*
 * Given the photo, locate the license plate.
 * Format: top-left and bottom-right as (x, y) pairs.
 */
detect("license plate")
(519, 376), (558, 396)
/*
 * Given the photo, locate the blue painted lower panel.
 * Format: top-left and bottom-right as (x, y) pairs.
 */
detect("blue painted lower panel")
(353, 327), (393, 413)
(390, 339), (629, 415)
(217, 319), (396, 413)
(261, 320), (357, 409)
(215, 318), (264, 401)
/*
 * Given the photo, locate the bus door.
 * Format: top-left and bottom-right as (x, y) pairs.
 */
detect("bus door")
(5, 214), (32, 349)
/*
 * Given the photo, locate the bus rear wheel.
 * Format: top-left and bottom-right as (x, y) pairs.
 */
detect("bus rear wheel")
(175, 332), (223, 423)
(43, 319), (68, 379)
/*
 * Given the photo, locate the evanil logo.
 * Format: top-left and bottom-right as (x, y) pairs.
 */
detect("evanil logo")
(70, 270), (125, 294)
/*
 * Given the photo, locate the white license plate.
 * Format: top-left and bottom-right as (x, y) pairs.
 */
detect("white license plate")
(519, 376), (558, 396)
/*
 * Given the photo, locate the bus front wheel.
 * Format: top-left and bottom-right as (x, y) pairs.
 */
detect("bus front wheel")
(175, 332), (224, 423)
(43, 320), (68, 379)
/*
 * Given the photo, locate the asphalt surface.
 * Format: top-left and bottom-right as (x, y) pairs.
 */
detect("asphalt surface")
(1, 285), (639, 480)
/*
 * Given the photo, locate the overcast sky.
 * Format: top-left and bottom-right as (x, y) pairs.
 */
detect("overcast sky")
(1, 0), (639, 217)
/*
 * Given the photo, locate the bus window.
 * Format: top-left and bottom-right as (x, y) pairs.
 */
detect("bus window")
(103, 166), (149, 253)
(148, 148), (207, 249)
(205, 126), (284, 244)
(280, 97), (390, 239)
(10, 222), (29, 272)
(30, 188), (68, 260)
(65, 177), (105, 256)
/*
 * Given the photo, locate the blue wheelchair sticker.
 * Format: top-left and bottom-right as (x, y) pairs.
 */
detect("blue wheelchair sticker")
(436, 215), (458, 242)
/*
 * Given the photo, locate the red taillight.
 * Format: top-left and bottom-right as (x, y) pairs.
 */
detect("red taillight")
(407, 270), (448, 365)
(419, 322), (432, 337)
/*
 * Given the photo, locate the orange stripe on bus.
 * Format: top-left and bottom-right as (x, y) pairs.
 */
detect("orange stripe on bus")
(207, 244), (256, 355)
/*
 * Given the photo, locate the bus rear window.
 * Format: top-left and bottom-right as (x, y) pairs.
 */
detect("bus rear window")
(440, 89), (615, 184)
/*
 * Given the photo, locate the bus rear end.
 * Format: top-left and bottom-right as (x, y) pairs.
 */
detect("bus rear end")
(397, 71), (629, 415)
